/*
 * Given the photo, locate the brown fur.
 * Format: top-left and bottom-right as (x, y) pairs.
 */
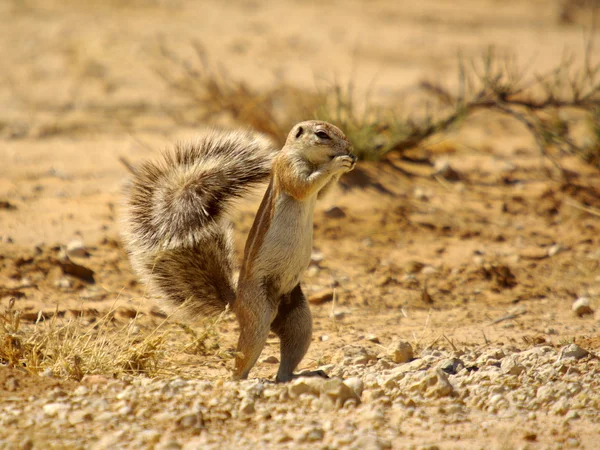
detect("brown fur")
(121, 128), (276, 316)
(120, 121), (355, 381)
(234, 121), (355, 381)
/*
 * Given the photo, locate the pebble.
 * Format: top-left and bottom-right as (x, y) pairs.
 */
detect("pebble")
(408, 369), (455, 398)
(414, 187), (428, 201)
(288, 377), (326, 398)
(261, 355), (279, 364)
(572, 297), (593, 317)
(558, 344), (589, 361)
(331, 309), (350, 320)
(66, 239), (90, 258)
(156, 439), (182, 450)
(551, 397), (570, 416)
(6, 342), (600, 449)
(40, 368), (54, 378)
(389, 341), (414, 363)
(96, 411), (115, 422)
(310, 251), (325, 264)
(366, 334), (380, 343)
(334, 345), (378, 366)
(434, 160), (461, 181)
(343, 377), (364, 398)
(501, 356), (525, 376)
(82, 375), (109, 385)
(321, 378), (361, 408)
(137, 430), (161, 445)
(68, 410), (93, 425)
(439, 358), (465, 375)
(43, 403), (70, 418)
(54, 277), (73, 289)
(308, 288), (334, 305)
(239, 397), (256, 415)
(421, 265), (438, 275)
(548, 244), (562, 257)
(175, 412), (203, 429)
(117, 405), (133, 416)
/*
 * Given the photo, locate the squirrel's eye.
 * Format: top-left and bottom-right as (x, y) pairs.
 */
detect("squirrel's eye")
(315, 131), (331, 140)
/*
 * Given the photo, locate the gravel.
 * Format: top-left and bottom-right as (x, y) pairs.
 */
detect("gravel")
(2, 343), (599, 449)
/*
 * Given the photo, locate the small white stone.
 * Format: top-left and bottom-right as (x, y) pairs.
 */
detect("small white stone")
(288, 377), (325, 398)
(572, 297), (593, 317)
(54, 277), (72, 289)
(310, 251), (324, 264)
(331, 309), (349, 320)
(306, 266), (319, 277)
(559, 344), (589, 361)
(43, 403), (69, 418)
(343, 377), (364, 398)
(421, 265), (437, 275)
(548, 244), (562, 257)
(366, 334), (380, 343)
(73, 386), (89, 396)
(414, 187), (428, 200)
(117, 406), (133, 416)
(66, 239), (89, 258)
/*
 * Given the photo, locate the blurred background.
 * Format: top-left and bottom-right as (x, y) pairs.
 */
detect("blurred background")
(1, 0), (598, 243)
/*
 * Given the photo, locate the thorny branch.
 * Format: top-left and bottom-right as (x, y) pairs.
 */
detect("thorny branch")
(154, 36), (600, 178)
(414, 43), (600, 179)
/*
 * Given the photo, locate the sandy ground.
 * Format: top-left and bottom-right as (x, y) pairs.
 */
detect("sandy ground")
(1, 0), (600, 449)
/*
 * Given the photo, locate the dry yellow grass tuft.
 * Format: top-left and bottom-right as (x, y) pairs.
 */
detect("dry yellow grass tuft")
(0, 299), (168, 379)
(0, 298), (232, 381)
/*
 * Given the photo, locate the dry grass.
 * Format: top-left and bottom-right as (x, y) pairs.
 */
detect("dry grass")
(581, 105), (600, 167)
(5, 32), (597, 174)
(155, 39), (600, 176)
(154, 40), (322, 145)
(0, 298), (230, 380)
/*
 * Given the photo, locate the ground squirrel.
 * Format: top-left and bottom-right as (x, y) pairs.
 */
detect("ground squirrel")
(121, 121), (356, 382)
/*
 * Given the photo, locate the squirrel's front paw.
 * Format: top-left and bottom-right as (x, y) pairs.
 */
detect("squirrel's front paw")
(330, 154), (357, 173)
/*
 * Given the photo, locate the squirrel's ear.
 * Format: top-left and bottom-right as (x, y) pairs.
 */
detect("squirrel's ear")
(295, 126), (304, 139)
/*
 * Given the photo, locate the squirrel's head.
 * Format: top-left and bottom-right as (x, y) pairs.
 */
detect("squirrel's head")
(285, 120), (355, 166)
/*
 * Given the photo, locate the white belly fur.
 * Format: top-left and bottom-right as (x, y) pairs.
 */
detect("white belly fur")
(256, 194), (316, 295)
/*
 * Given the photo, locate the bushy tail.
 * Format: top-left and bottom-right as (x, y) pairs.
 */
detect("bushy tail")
(121, 129), (276, 317)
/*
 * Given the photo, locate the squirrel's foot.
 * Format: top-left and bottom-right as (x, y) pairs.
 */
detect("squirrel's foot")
(275, 369), (329, 383)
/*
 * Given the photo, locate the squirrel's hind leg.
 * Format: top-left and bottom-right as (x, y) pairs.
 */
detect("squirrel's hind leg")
(232, 284), (275, 380)
(271, 284), (326, 383)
